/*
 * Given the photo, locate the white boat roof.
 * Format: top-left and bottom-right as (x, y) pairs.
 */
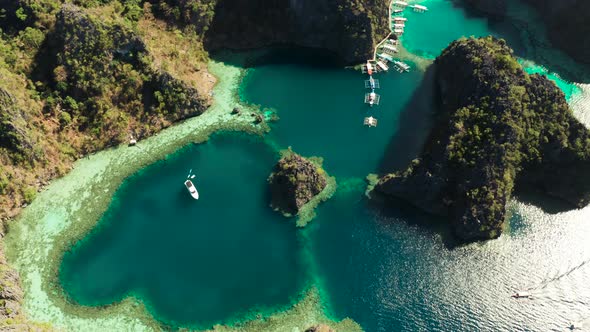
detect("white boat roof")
(394, 61), (410, 69)
(378, 54), (394, 61)
(383, 44), (398, 51)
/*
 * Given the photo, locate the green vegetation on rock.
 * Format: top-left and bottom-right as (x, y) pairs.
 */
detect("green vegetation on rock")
(0, 1), (217, 328)
(374, 37), (590, 241)
(268, 149), (336, 226)
(0, 1), (212, 220)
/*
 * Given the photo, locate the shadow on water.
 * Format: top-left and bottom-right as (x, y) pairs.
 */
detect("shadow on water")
(513, 184), (578, 215)
(455, 0), (590, 83)
(368, 64), (467, 249)
(367, 193), (460, 249)
(210, 47), (342, 69)
(377, 64), (438, 174)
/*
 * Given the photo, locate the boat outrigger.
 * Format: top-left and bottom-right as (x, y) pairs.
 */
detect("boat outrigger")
(185, 169), (199, 200)
(365, 76), (380, 89)
(364, 91), (381, 106)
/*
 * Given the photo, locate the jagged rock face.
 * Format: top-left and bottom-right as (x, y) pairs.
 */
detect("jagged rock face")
(0, 246), (24, 322)
(375, 37), (590, 241)
(53, 4), (146, 100)
(48, 4), (208, 144)
(268, 153), (327, 215)
(0, 89), (37, 163)
(157, 0), (389, 64)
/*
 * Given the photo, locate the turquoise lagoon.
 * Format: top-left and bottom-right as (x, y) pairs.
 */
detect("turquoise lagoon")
(57, 0), (590, 331)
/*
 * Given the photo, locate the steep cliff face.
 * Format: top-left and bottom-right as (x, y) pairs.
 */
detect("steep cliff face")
(47, 4), (209, 146)
(374, 37), (590, 241)
(462, 0), (590, 65)
(268, 152), (328, 215)
(0, 2), (216, 327)
(154, 0), (389, 63)
(0, 89), (36, 162)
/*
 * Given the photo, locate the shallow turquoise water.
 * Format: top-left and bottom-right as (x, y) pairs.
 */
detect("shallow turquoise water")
(240, 50), (430, 178)
(60, 134), (309, 328)
(401, 0), (508, 59)
(521, 60), (581, 100)
(59, 0), (590, 330)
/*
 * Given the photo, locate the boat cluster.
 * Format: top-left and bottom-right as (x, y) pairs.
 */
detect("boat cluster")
(361, 0), (428, 127)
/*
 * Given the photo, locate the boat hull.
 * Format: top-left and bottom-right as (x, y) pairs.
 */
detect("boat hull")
(184, 180), (200, 200)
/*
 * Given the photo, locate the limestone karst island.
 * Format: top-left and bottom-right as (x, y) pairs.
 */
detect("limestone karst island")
(1, 0), (590, 331)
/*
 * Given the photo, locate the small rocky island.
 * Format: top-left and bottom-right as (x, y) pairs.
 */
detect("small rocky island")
(268, 150), (334, 226)
(373, 37), (590, 242)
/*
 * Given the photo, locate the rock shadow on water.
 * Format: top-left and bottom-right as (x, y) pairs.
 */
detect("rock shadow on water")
(514, 183), (580, 215)
(210, 47), (343, 70)
(366, 193), (459, 249)
(455, 0), (590, 83)
(377, 65), (437, 174)
(370, 64), (463, 247)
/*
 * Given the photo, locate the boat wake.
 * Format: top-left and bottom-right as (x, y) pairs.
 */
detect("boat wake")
(530, 260), (590, 292)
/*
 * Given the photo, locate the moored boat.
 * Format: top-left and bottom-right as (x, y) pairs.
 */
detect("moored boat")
(185, 178), (199, 200)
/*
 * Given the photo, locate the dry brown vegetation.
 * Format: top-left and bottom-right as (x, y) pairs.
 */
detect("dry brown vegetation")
(0, 1), (213, 220)
(137, 5), (216, 99)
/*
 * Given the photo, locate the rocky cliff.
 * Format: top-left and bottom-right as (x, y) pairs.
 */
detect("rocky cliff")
(45, 4), (209, 146)
(374, 37), (590, 241)
(0, 89), (37, 163)
(0, 3), (215, 328)
(462, 0), (590, 66)
(154, 0), (390, 63)
(268, 151), (328, 216)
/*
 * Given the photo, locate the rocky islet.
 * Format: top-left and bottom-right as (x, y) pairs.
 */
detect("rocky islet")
(373, 36), (590, 241)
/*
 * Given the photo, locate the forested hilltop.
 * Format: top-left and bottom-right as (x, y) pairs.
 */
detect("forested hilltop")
(374, 37), (590, 241)
(0, 0), (215, 222)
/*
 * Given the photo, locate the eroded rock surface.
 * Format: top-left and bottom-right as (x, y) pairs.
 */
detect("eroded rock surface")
(268, 152), (328, 215)
(374, 37), (590, 241)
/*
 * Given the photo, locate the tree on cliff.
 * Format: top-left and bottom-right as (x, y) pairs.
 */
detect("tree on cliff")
(374, 37), (590, 242)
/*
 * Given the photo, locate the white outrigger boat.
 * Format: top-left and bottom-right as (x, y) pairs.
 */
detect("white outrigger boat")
(364, 91), (381, 106)
(185, 169), (199, 200)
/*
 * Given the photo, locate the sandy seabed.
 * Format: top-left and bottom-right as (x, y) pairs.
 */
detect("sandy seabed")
(3, 59), (360, 332)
